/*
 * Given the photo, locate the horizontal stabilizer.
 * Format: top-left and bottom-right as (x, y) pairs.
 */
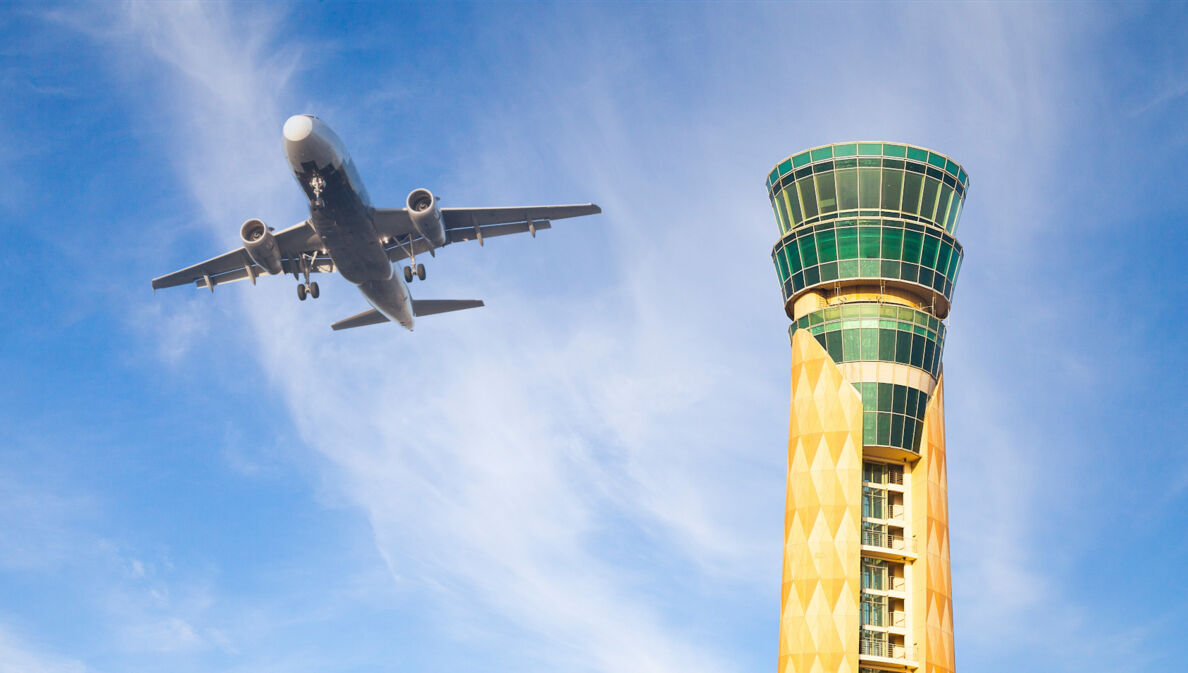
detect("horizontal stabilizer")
(331, 308), (390, 331)
(412, 299), (485, 317)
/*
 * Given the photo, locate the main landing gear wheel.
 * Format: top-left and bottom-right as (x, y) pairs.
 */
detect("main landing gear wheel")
(403, 265), (414, 283)
(309, 281), (320, 299)
(297, 283), (307, 301)
(416, 263), (426, 281)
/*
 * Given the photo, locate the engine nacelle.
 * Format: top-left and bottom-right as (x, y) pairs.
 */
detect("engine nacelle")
(406, 188), (446, 247)
(240, 218), (284, 275)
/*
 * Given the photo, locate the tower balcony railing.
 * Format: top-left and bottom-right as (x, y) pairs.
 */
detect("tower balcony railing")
(860, 638), (918, 663)
(861, 530), (916, 557)
(860, 530), (912, 561)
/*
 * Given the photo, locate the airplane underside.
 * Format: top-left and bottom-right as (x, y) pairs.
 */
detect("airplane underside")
(150, 114), (599, 331)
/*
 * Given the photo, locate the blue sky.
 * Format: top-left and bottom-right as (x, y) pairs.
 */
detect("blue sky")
(2, 2), (1187, 672)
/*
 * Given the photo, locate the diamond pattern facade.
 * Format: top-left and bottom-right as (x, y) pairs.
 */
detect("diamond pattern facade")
(779, 330), (864, 673)
(913, 378), (955, 673)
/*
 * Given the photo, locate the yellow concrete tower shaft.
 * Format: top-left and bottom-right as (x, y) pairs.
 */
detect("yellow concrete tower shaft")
(766, 143), (968, 673)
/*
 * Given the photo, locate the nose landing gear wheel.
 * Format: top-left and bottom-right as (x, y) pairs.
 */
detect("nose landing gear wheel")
(416, 263), (426, 281)
(297, 283), (307, 301)
(403, 265), (414, 283)
(309, 281), (320, 299)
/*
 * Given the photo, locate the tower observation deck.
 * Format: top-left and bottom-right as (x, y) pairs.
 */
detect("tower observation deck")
(767, 142), (967, 673)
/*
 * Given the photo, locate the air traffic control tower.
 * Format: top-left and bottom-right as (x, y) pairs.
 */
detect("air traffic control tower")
(766, 143), (968, 673)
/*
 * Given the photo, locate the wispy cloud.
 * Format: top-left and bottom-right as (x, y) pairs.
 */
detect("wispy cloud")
(0, 626), (86, 673)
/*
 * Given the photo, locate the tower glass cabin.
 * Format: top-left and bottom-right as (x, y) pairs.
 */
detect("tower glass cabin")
(768, 142), (967, 673)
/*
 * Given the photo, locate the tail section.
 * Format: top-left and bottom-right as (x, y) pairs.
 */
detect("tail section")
(330, 299), (484, 331)
(331, 308), (390, 331)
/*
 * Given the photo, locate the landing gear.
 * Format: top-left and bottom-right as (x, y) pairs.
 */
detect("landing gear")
(296, 281), (319, 300)
(310, 173), (326, 209)
(296, 252), (321, 300)
(402, 263), (427, 282)
(394, 234), (430, 283)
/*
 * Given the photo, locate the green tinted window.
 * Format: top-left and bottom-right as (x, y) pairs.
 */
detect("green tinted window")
(881, 170), (902, 211)
(784, 243), (799, 272)
(816, 173), (838, 214)
(860, 328), (878, 360)
(797, 235), (818, 267)
(793, 152), (811, 168)
(920, 177), (940, 220)
(902, 230), (923, 264)
(775, 246), (789, 278)
(859, 168), (880, 209)
(804, 266), (820, 286)
(875, 383), (891, 411)
(883, 144), (907, 158)
(817, 229), (838, 263)
(947, 200), (962, 232)
(784, 190), (803, 226)
(824, 330), (842, 361)
(811, 147), (833, 161)
(834, 143), (857, 157)
(901, 172), (922, 215)
(906, 147), (928, 162)
(837, 227), (859, 258)
(837, 170), (859, 210)
(859, 226), (881, 258)
(935, 185), (953, 226)
(798, 178), (818, 219)
(894, 334), (911, 367)
(842, 329), (859, 359)
(879, 329), (896, 360)
(927, 152), (946, 169)
(876, 413), (891, 445)
(935, 243), (952, 275)
(911, 334), (926, 368)
(858, 143), (881, 156)
(882, 227), (903, 259)
(921, 235), (940, 269)
(820, 261), (838, 282)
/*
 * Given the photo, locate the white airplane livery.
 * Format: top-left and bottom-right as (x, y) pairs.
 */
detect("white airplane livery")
(152, 115), (601, 330)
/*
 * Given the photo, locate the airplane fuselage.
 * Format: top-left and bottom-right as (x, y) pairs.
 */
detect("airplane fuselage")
(282, 115), (415, 328)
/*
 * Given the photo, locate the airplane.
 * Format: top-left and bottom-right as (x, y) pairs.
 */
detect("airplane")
(151, 114), (601, 330)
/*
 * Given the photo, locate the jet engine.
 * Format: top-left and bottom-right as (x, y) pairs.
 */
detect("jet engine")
(406, 188), (446, 247)
(240, 218), (284, 275)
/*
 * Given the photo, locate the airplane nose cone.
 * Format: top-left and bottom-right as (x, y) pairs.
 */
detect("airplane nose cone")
(283, 115), (314, 142)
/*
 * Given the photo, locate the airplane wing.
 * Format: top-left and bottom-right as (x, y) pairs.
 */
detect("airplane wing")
(151, 220), (326, 291)
(374, 203), (600, 264)
(440, 204), (601, 229)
